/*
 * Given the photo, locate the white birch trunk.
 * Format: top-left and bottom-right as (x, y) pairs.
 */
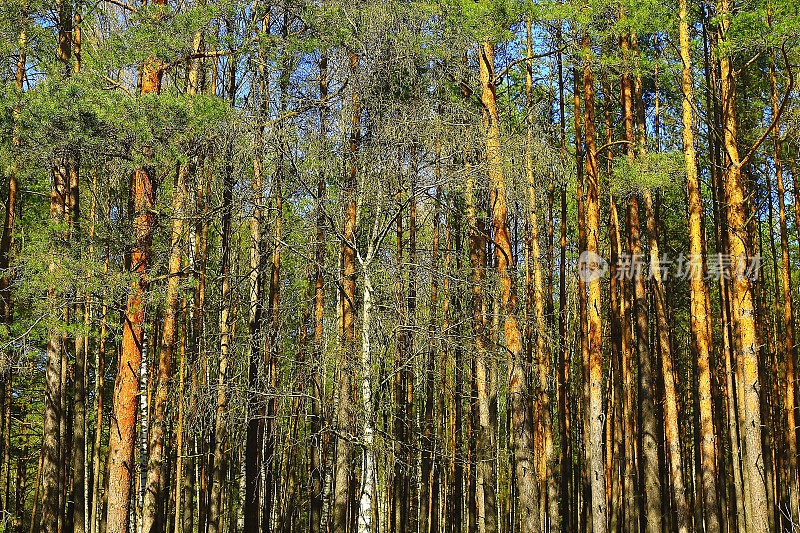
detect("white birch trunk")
(357, 196), (384, 533)
(357, 271), (375, 533)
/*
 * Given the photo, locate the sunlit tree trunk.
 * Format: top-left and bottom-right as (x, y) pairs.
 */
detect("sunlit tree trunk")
(555, 31), (571, 531)
(580, 37), (606, 533)
(466, 148), (495, 533)
(90, 225), (108, 533)
(141, 13), (195, 533)
(716, 2), (769, 529)
(69, 7), (87, 532)
(141, 159), (189, 533)
(679, 3), (721, 530)
(525, 19), (557, 533)
(479, 37), (538, 533)
(42, 4), (73, 530)
(420, 184), (440, 533)
(107, 165), (158, 533)
(356, 192), (386, 533)
(630, 45), (689, 533)
(0, 6), (26, 524)
(768, 24), (799, 527)
(106, 1), (163, 526)
(0, 0), (26, 330)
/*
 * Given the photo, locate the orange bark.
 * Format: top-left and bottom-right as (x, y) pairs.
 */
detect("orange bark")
(717, 1), (770, 528)
(107, 18), (162, 525)
(479, 39), (539, 533)
(581, 39), (606, 533)
(679, 1), (721, 529)
(106, 166), (157, 533)
(141, 160), (189, 533)
(769, 33), (799, 527)
(333, 50), (359, 533)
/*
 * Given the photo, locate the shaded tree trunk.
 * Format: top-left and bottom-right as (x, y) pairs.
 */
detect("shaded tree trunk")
(333, 50), (359, 533)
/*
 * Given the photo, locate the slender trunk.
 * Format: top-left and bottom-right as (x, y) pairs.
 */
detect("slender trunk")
(420, 185), (440, 533)
(173, 309), (188, 533)
(90, 236), (107, 533)
(479, 38), (538, 533)
(580, 37), (606, 533)
(573, 64), (590, 533)
(309, 52), (327, 533)
(620, 30), (662, 533)
(245, 11), (269, 531)
(356, 198), (384, 533)
(0, 16), (24, 509)
(0, 0), (26, 327)
(42, 5), (72, 530)
(525, 19), (557, 533)
(107, 163), (157, 533)
(208, 54), (236, 533)
(466, 158), (494, 533)
(769, 25), (800, 526)
(716, 3), (770, 528)
(333, 50), (359, 533)
(141, 158), (189, 533)
(630, 48), (690, 533)
(555, 29), (571, 530)
(392, 161), (407, 533)
(43, 158), (67, 533)
(70, 7), (85, 531)
(14, 439), (28, 533)
(450, 208), (464, 532)
(107, 5), (162, 529)
(678, 2), (722, 530)
(644, 188), (689, 533)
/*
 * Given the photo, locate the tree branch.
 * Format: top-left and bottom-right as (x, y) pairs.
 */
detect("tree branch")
(740, 43), (793, 168)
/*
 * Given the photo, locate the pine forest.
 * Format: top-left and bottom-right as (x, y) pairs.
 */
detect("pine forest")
(0, 0), (799, 531)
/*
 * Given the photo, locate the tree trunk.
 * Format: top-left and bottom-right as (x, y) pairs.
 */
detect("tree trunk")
(90, 262), (106, 533)
(716, 3), (770, 529)
(632, 51), (689, 533)
(466, 158), (495, 533)
(356, 196), (385, 533)
(526, 21), (557, 533)
(620, 30), (662, 533)
(420, 185), (440, 533)
(580, 38), (606, 533)
(106, 4), (163, 529)
(309, 51), (327, 533)
(107, 163), (157, 533)
(42, 156), (67, 533)
(245, 11), (269, 532)
(208, 48), (236, 533)
(173, 309), (188, 533)
(333, 50), (359, 533)
(768, 25), (799, 527)
(554, 25), (572, 531)
(141, 158), (190, 533)
(479, 38), (539, 533)
(0, 0), (26, 326)
(679, 2), (721, 530)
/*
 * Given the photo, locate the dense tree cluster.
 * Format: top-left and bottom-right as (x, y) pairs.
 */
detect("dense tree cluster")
(1, 0), (799, 532)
